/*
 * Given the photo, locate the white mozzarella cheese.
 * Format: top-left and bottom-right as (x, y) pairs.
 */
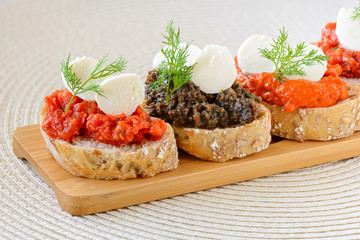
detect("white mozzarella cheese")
(95, 73), (144, 116)
(191, 44), (236, 94)
(152, 43), (201, 68)
(237, 34), (276, 74)
(62, 56), (104, 101)
(285, 44), (328, 82)
(336, 7), (360, 52)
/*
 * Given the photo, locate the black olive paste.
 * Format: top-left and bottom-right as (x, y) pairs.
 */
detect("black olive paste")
(144, 70), (254, 129)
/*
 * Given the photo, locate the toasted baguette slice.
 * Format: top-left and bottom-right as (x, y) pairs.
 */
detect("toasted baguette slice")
(173, 101), (271, 162)
(263, 84), (360, 141)
(40, 106), (179, 180)
(341, 78), (360, 85)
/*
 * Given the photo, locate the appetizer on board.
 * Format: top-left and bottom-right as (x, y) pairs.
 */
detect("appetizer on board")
(235, 29), (360, 141)
(144, 21), (271, 162)
(40, 55), (178, 180)
(317, 5), (360, 83)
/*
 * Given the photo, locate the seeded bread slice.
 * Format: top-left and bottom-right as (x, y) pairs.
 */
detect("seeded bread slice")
(173, 101), (271, 162)
(40, 106), (179, 180)
(263, 84), (360, 141)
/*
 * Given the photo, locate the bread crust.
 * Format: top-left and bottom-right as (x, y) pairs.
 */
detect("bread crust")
(263, 84), (360, 141)
(173, 101), (271, 162)
(40, 106), (179, 180)
(341, 78), (360, 85)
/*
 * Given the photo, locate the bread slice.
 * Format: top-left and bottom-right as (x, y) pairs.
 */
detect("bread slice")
(263, 84), (360, 141)
(341, 78), (360, 85)
(40, 106), (179, 180)
(172, 101), (271, 162)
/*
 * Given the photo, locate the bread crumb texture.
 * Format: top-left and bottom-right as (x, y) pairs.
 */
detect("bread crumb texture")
(40, 122), (179, 180)
(264, 84), (360, 141)
(173, 101), (271, 162)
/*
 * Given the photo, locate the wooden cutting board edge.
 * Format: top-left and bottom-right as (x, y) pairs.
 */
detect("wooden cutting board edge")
(12, 124), (360, 215)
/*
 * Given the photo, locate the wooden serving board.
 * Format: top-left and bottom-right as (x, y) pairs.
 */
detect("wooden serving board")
(13, 124), (360, 215)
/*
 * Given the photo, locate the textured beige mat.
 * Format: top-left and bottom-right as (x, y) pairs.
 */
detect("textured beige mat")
(1, 0), (360, 239)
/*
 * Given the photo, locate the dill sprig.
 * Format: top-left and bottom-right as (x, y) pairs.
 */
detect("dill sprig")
(62, 54), (127, 111)
(259, 28), (329, 83)
(352, 6), (360, 21)
(151, 20), (195, 103)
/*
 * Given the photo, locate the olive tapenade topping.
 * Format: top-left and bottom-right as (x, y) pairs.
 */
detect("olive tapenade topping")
(145, 70), (254, 129)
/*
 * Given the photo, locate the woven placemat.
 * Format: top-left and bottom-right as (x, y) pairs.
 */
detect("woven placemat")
(1, 0), (360, 239)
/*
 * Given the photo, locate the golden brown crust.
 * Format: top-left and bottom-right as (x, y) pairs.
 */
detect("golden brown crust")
(173, 101), (271, 162)
(40, 105), (179, 180)
(263, 84), (360, 141)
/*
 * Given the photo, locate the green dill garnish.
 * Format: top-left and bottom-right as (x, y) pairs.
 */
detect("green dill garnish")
(62, 54), (127, 111)
(151, 20), (195, 103)
(259, 28), (329, 83)
(352, 6), (360, 21)
(246, 92), (256, 98)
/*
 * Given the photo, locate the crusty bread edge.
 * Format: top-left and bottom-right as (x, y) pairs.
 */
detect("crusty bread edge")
(173, 101), (272, 162)
(341, 77), (360, 85)
(39, 105), (179, 180)
(263, 84), (360, 141)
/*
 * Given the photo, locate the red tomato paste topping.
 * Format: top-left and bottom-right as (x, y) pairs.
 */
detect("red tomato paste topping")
(234, 57), (348, 113)
(317, 22), (360, 78)
(41, 89), (167, 146)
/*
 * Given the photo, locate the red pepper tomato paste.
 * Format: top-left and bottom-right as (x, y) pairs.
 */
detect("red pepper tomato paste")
(41, 89), (167, 146)
(317, 22), (360, 78)
(234, 57), (348, 113)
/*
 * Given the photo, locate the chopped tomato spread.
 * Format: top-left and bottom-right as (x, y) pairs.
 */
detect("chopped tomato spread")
(317, 22), (360, 78)
(41, 89), (167, 146)
(234, 57), (348, 113)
